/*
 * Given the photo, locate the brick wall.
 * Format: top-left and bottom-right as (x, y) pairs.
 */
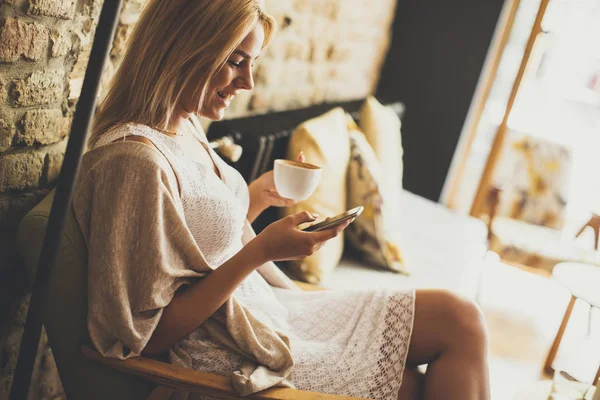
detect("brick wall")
(0, 0), (396, 398)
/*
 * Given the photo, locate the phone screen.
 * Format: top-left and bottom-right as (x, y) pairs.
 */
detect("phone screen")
(302, 206), (364, 232)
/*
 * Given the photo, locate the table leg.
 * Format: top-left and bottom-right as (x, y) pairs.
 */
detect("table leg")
(544, 295), (577, 377)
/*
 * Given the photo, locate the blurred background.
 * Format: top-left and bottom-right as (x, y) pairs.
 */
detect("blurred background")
(1, 0), (599, 398)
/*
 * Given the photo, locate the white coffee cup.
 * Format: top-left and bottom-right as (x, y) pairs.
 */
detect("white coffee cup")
(273, 159), (322, 201)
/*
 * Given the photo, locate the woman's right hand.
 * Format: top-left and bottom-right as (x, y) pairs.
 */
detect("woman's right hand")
(252, 211), (353, 263)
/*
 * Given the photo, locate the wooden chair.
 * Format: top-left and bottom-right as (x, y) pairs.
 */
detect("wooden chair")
(576, 213), (600, 251)
(18, 190), (423, 399)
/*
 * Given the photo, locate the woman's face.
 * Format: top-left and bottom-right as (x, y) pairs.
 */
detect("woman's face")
(180, 24), (265, 121)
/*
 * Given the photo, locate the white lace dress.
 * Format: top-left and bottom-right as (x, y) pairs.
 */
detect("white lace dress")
(95, 122), (415, 400)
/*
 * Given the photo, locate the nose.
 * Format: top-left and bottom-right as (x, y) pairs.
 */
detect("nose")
(234, 65), (254, 91)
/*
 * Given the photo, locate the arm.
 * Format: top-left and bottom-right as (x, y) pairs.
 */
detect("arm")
(247, 180), (269, 223)
(144, 237), (265, 355)
(144, 211), (349, 355)
(246, 152), (305, 223)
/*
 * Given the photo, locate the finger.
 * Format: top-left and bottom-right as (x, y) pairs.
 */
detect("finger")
(287, 211), (319, 226)
(267, 190), (298, 206)
(269, 188), (290, 199)
(311, 219), (353, 241)
(273, 199), (298, 208)
(311, 225), (342, 241)
(296, 151), (305, 163)
(336, 219), (353, 233)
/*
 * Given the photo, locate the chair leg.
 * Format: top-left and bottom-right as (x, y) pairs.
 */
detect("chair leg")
(594, 365), (600, 387)
(575, 214), (600, 251)
(146, 385), (175, 400)
(544, 295), (577, 377)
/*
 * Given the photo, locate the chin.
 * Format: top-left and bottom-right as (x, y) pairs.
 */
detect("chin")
(199, 106), (226, 121)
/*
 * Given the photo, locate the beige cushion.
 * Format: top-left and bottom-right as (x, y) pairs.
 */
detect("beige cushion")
(283, 108), (350, 283)
(345, 116), (408, 274)
(359, 96), (404, 227)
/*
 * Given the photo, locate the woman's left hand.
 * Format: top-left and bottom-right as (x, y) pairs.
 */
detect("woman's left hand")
(247, 152), (305, 222)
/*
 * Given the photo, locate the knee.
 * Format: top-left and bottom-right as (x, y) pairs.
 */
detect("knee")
(441, 291), (488, 351)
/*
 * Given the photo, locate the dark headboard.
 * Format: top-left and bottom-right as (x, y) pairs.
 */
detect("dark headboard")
(207, 98), (405, 233)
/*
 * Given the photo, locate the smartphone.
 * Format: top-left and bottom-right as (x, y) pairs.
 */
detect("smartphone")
(302, 206), (364, 232)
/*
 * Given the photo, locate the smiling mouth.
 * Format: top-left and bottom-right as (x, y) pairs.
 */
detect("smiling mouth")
(217, 91), (234, 106)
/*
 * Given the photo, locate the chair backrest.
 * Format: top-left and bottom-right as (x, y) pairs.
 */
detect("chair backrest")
(17, 190), (154, 400)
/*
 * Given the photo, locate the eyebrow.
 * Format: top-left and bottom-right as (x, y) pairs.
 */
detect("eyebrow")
(233, 50), (259, 60)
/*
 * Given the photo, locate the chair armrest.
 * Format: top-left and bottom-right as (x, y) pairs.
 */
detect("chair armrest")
(81, 346), (367, 400)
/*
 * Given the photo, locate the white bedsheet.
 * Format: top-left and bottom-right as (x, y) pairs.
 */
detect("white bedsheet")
(323, 190), (488, 299)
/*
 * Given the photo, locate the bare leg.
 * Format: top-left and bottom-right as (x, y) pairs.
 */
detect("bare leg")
(398, 368), (425, 400)
(400, 289), (490, 400)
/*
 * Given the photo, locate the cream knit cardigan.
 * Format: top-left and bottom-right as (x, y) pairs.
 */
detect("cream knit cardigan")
(72, 141), (297, 396)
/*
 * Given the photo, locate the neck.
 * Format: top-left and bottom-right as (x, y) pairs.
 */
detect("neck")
(168, 104), (193, 133)
(167, 117), (188, 134)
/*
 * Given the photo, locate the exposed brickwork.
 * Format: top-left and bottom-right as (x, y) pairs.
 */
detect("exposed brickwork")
(0, 0), (397, 398)
(0, 0), (118, 397)
(0, 80), (6, 105)
(0, 117), (14, 152)
(226, 0), (397, 117)
(50, 29), (70, 57)
(0, 18), (49, 62)
(110, 24), (133, 59)
(16, 109), (68, 146)
(27, 0), (75, 20)
(0, 152), (45, 191)
(11, 69), (64, 107)
(41, 139), (66, 185)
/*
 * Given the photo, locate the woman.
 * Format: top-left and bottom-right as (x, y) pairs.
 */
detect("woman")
(73, 0), (490, 399)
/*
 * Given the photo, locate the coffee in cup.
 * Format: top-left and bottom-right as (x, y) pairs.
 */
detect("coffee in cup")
(273, 159), (322, 201)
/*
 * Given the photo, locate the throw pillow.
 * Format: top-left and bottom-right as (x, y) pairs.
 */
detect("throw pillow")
(359, 96), (404, 230)
(282, 107), (351, 284)
(345, 117), (408, 274)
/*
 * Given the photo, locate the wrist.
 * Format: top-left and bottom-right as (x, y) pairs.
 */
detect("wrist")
(248, 183), (268, 211)
(242, 236), (269, 268)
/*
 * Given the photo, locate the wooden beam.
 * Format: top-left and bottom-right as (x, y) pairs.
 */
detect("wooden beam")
(470, 0), (551, 217)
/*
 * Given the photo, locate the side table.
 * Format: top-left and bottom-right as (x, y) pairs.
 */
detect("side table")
(544, 262), (600, 385)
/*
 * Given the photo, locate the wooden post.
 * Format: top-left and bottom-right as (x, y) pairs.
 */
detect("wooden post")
(470, 0), (551, 218)
(544, 295), (577, 377)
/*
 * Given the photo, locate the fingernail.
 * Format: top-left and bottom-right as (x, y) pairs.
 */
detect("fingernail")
(312, 213), (319, 218)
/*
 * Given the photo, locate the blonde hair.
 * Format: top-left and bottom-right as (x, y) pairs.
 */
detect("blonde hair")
(88, 0), (276, 149)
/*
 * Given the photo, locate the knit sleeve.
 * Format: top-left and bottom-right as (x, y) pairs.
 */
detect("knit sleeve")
(72, 142), (208, 358)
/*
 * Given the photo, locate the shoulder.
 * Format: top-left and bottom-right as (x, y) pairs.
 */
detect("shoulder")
(80, 140), (179, 195)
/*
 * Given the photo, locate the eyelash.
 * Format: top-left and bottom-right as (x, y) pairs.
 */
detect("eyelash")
(228, 61), (255, 69)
